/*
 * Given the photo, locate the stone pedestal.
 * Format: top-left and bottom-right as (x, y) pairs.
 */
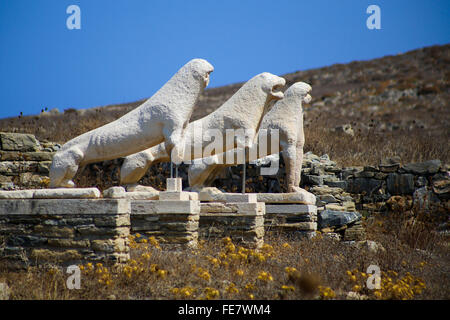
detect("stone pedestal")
(264, 204), (317, 239)
(199, 202), (265, 248)
(131, 199), (200, 249)
(166, 178), (182, 192)
(0, 198), (130, 269)
(159, 177), (195, 201)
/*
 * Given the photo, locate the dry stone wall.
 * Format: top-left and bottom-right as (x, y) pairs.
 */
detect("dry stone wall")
(0, 132), (59, 189)
(0, 199), (130, 270)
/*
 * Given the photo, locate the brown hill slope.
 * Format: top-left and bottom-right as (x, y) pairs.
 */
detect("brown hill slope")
(1, 44), (449, 166)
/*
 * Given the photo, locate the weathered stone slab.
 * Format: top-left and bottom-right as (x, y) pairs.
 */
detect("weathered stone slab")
(226, 193), (257, 203)
(0, 151), (54, 161)
(256, 190), (316, 205)
(265, 204), (317, 215)
(403, 160), (441, 175)
(200, 202), (235, 213)
(198, 188), (257, 203)
(310, 186), (345, 196)
(0, 190), (35, 199)
(0, 188), (101, 199)
(159, 191), (190, 201)
(0, 199), (130, 215)
(94, 215), (130, 227)
(268, 222), (317, 231)
(76, 225), (129, 237)
(0, 132), (40, 152)
(33, 188), (101, 199)
(33, 225), (75, 237)
(200, 202), (264, 216)
(131, 200), (200, 214)
(123, 191), (159, 200)
(47, 239), (90, 248)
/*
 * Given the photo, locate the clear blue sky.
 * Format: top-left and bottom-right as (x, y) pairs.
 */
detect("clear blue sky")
(0, 0), (449, 119)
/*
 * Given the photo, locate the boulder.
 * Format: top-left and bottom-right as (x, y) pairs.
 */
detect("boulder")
(318, 210), (361, 229)
(431, 174), (450, 199)
(386, 195), (412, 212)
(347, 178), (383, 195)
(0, 132), (40, 152)
(386, 173), (415, 195)
(402, 160), (441, 175)
(103, 186), (127, 198)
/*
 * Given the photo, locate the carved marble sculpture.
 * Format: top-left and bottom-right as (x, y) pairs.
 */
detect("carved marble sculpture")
(49, 59), (214, 188)
(119, 72), (286, 185)
(188, 82), (312, 192)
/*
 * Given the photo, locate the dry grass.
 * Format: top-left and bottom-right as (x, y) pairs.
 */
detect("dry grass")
(1, 213), (448, 300)
(1, 110), (447, 168)
(304, 124), (449, 167)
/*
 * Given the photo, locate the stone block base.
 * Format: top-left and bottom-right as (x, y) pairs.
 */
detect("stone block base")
(0, 199), (130, 270)
(131, 200), (200, 249)
(199, 202), (265, 248)
(263, 204), (318, 238)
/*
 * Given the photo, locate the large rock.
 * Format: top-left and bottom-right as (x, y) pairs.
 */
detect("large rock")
(318, 210), (361, 229)
(103, 186), (127, 198)
(386, 173), (415, 195)
(0, 133), (40, 152)
(347, 178), (383, 195)
(431, 173), (450, 199)
(386, 195), (412, 212)
(402, 160), (441, 175)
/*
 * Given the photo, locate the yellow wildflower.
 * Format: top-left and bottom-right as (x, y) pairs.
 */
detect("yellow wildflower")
(150, 264), (159, 272)
(257, 271), (274, 282)
(235, 269), (244, 276)
(157, 269), (167, 278)
(353, 285), (362, 292)
(285, 267), (297, 274)
(226, 283), (239, 294)
(282, 243), (292, 249)
(205, 287), (219, 300)
(281, 285), (295, 292)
